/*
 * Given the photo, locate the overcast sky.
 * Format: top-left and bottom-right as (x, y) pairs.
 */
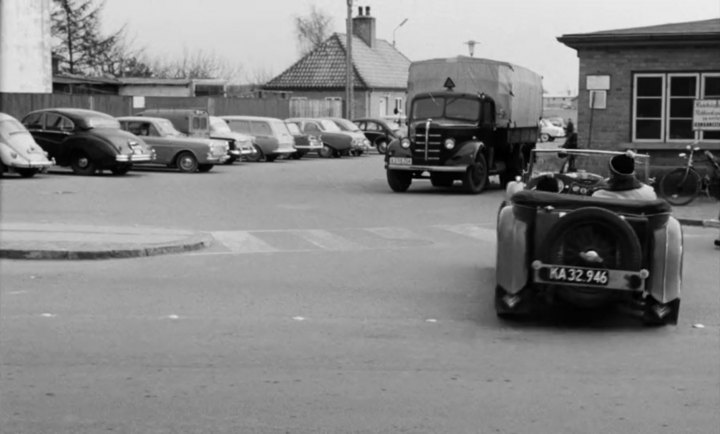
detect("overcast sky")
(101, 0), (719, 95)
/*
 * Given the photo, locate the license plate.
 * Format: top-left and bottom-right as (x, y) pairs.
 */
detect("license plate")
(542, 266), (609, 286)
(389, 157), (412, 165)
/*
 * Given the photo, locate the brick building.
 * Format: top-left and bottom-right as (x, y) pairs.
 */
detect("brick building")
(558, 18), (720, 170)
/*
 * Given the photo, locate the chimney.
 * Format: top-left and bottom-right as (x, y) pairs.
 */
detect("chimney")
(352, 5), (375, 48)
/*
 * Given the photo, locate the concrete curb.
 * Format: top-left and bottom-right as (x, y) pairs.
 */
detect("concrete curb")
(678, 218), (720, 228)
(0, 233), (214, 260)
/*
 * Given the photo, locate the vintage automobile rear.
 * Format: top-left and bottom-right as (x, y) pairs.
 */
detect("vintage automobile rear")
(495, 149), (683, 325)
(285, 121), (322, 159)
(0, 112), (53, 177)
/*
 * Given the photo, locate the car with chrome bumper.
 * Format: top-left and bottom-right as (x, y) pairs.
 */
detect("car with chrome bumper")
(221, 116), (296, 162)
(0, 112), (54, 177)
(118, 116), (228, 172)
(209, 116), (256, 163)
(21, 108), (152, 175)
(495, 148), (682, 325)
(285, 118), (355, 158)
(285, 121), (322, 159)
(324, 117), (371, 156)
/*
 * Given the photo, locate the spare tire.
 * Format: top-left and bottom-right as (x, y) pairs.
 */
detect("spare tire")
(539, 207), (643, 307)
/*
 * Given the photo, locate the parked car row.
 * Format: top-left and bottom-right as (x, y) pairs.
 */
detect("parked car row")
(0, 109), (385, 178)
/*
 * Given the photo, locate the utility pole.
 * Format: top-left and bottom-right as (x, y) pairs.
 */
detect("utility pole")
(345, 0), (354, 119)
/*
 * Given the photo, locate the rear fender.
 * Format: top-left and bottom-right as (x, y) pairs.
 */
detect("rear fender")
(496, 204), (530, 294)
(648, 217), (683, 303)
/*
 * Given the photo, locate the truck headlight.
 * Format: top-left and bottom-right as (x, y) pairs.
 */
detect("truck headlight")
(401, 138), (411, 149)
(444, 138), (455, 150)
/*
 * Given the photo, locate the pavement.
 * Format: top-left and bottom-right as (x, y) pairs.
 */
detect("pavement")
(0, 199), (718, 260)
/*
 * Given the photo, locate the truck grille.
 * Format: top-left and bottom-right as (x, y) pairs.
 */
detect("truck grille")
(413, 126), (442, 163)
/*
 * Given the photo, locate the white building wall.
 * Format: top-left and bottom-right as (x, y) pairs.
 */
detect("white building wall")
(119, 86), (192, 97)
(0, 0), (52, 93)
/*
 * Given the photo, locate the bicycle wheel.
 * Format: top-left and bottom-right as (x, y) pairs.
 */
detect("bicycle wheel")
(659, 168), (701, 205)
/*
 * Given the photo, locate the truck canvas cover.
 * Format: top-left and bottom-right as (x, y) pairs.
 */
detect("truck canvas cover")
(407, 56), (543, 129)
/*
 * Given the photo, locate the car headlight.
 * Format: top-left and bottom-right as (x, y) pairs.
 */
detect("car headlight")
(363, 139), (370, 146)
(401, 138), (411, 149)
(444, 138), (455, 150)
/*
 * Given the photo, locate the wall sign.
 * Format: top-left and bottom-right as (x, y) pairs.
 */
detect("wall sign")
(586, 75), (610, 90)
(132, 96), (146, 109)
(693, 99), (720, 131)
(589, 90), (606, 109)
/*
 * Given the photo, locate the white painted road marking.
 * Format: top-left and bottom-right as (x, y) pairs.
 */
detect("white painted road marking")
(203, 224), (495, 256)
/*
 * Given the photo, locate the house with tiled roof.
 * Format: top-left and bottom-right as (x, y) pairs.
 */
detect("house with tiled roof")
(263, 6), (411, 119)
(557, 18), (720, 173)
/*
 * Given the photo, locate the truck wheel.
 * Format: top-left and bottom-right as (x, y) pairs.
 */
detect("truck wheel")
(430, 173), (454, 187)
(462, 154), (487, 194)
(387, 170), (412, 192)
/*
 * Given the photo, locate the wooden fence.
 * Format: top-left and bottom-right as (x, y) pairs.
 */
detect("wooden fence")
(1, 93), (344, 120)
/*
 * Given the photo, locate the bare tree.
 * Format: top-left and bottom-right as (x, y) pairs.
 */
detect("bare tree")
(148, 48), (243, 82)
(51, 0), (125, 75)
(294, 5), (333, 56)
(244, 66), (275, 86)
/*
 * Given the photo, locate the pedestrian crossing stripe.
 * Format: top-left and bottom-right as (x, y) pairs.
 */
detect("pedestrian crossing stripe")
(207, 224), (495, 255)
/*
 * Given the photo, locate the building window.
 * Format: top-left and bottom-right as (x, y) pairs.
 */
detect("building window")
(394, 97), (404, 113)
(702, 74), (720, 140)
(633, 72), (720, 142)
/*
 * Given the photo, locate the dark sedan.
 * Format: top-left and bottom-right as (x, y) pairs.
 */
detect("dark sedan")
(352, 117), (404, 154)
(21, 108), (152, 175)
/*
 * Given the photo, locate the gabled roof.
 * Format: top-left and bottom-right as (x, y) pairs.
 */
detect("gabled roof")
(264, 33), (411, 90)
(558, 18), (720, 49)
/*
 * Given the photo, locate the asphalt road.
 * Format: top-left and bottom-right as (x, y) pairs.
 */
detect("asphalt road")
(1, 154), (718, 434)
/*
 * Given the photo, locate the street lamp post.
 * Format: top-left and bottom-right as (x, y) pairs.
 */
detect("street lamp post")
(393, 18), (408, 47)
(345, 0), (353, 119)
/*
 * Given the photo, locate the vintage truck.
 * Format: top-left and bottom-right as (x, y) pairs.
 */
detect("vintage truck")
(384, 56), (543, 193)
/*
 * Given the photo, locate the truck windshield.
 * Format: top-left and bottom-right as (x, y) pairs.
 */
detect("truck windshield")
(411, 96), (480, 122)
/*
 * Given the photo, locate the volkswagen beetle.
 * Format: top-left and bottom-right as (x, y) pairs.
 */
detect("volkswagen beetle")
(0, 112), (53, 177)
(495, 148), (682, 325)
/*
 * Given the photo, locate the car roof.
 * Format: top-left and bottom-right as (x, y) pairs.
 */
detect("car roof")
(221, 115), (282, 122)
(26, 107), (113, 119)
(117, 116), (168, 123)
(0, 112), (19, 122)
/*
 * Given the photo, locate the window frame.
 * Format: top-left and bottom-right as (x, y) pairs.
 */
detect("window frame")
(633, 72), (720, 144)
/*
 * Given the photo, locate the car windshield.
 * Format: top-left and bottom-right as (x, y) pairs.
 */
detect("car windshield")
(155, 119), (184, 136)
(318, 119), (341, 131)
(210, 117), (232, 134)
(285, 122), (301, 135)
(0, 118), (29, 135)
(333, 118), (361, 132)
(85, 115), (121, 129)
(411, 95), (480, 122)
(529, 149), (650, 183)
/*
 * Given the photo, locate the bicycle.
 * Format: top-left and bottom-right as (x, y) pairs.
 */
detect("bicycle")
(658, 143), (720, 206)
